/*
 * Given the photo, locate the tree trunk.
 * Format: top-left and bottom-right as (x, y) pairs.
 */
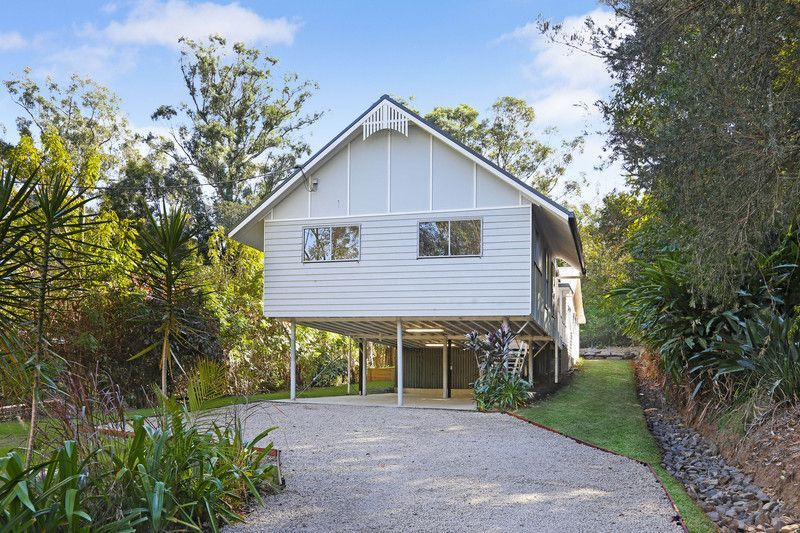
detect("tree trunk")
(26, 227), (50, 467)
(161, 328), (170, 396)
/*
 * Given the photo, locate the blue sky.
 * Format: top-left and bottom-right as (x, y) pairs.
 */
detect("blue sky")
(0, 0), (623, 203)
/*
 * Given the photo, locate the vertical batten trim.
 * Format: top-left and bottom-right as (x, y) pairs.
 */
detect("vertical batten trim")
(428, 134), (433, 211)
(307, 181), (312, 217)
(346, 143), (351, 216)
(519, 191), (523, 205)
(387, 131), (392, 212)
(473, 163), (478, 208)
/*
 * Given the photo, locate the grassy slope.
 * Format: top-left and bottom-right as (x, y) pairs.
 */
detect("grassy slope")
(516, 360), (714, 533)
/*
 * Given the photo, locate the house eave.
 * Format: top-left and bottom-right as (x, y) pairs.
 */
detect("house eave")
(229, 94), (584, 272)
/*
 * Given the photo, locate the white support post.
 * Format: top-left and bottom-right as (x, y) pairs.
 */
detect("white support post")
(554, 339), (560, 384)
(361, 340), (367, 396)
(554, 300), (560, 385)
(347, 338), (351, 395)
(397, 320), (404, 407)
(442, 342), (449, 399)
(290, 319), (297, 400)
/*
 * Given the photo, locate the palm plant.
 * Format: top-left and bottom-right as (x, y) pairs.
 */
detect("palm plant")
(25, 172), (99, 466)
(132, 202), (201, 396)
(0, 165), (37, 406)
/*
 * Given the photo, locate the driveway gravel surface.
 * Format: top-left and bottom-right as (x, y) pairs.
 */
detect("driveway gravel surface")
(225, 401), (683, 533)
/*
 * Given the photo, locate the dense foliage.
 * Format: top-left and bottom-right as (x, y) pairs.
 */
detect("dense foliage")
(558, 1), (800, 423)
(0, 396), (277, 532)
(465, 325), (531, 412)
(584, 0), (800, 298)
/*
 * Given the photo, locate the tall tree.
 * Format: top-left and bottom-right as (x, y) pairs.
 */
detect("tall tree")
(425, 97), (584, 196)
(562, 0), (800, 297)
(4, 70), (130, 183)
(151, 35), (322, 229)
(4, 132), (102, 465)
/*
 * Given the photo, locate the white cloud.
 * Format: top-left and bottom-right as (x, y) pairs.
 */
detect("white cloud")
(101, 2), (119, 14)
(88, 0), (300, 48)
(44, 45), (138, 82)
(530, 88), (602, 127)
(499, 8), (629, 203)
(503, 9), (620, 92)
(500, 8), (622, 123)
(0, 31), (26, 50)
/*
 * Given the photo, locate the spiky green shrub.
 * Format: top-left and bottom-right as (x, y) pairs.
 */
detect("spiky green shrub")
(466, 325), (531, 412)
(613, 226), (800, 412)
(0, 396), (277, 532)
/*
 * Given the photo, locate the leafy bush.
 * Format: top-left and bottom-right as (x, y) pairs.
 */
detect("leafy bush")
(0, 396), (277, 532)
(466, 325), (531, 412)
(613, 225), (800, 417)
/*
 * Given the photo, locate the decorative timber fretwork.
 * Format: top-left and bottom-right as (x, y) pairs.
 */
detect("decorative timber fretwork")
(361, 101), (409, 139)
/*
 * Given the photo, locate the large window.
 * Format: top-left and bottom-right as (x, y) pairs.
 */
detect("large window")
(418, 219), (481, 258)
(303, 225), (360, 262)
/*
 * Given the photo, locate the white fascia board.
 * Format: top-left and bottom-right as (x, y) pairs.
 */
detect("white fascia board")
(400, 108), (569, 222)
(229, 121), (365, 241)
(230, 97), (570, 242)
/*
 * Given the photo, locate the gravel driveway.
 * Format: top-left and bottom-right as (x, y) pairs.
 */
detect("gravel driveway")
(226, 401), (683, 533)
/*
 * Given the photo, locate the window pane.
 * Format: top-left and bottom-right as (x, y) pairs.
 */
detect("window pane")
(450, 219), (481, 256)
(332, 226), (360, 260)
(303, 227), (331, 261)
(419, 221), (449, 256)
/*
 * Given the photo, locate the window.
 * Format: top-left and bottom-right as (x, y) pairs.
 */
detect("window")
(418, 219), (481, 258)
(303, 225), (360, 262)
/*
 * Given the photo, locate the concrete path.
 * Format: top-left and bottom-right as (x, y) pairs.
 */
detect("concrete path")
(226, 402), (683, 533)
(275, 392), (475, 411)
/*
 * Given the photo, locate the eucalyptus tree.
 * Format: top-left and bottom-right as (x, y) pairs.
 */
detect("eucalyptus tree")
(150, 35), (322, 229)
(4, 70), (130, 183)
(425, 97), (584, 196)
(133, 203), (202, 396)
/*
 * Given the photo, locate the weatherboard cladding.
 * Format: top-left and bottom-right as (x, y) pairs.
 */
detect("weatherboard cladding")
(230, 94), (584, 273)
(262, 206), (532, 318)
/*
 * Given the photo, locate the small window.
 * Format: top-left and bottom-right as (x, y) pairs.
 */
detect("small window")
(303, 225), (360, 262)
(418, 219), (481, 258)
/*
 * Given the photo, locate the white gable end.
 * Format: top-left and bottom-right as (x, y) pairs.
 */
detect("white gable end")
(270, 124), (522, 221)
(230, 95), (582, 272)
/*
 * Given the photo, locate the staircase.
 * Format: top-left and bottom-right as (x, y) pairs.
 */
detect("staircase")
(506, 342), (529, 377)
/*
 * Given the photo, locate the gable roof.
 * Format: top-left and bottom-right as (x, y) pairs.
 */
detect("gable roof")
(229, 94), (585, 273)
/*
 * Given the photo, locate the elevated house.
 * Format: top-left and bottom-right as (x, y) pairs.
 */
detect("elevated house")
(230, 95), (586, 405)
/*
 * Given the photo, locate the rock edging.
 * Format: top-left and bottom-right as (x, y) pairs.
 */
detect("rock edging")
(638, 384), (798, 532)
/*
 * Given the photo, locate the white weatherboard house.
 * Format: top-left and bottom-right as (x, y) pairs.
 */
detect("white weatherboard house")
(230, 95), (586, 406)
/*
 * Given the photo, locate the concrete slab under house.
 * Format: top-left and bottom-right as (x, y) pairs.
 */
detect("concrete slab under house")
(229, 95), (587, 406)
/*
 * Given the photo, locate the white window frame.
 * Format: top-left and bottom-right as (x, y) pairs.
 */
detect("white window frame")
(416, 217), (483, 259)
(301, 224), (362, 263)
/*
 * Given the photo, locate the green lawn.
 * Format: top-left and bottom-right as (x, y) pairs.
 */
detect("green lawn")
(128, 379), (395, 417)
(0, 419), (28, 455)
(516, 359), (714, 533)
